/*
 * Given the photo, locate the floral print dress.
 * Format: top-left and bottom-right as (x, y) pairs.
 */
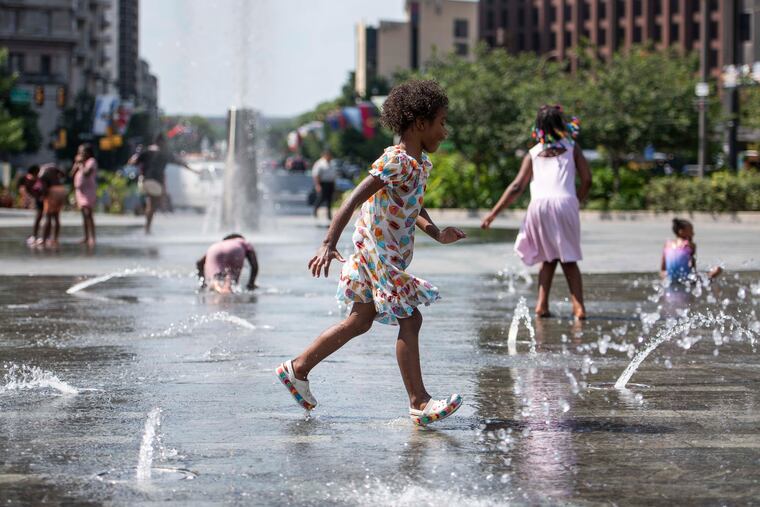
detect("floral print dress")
(337, 146), (439, 325)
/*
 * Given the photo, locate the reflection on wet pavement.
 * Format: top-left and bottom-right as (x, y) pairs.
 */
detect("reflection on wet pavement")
(0, 223), (759, 505)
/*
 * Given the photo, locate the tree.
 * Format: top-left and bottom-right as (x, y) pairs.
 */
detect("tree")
(0, 48), (38, 155)
(55, 91), (95, 162)
(573, 45), (699, 190)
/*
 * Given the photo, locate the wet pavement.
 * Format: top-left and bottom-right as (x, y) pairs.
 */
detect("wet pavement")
(1, 212), (759, 505)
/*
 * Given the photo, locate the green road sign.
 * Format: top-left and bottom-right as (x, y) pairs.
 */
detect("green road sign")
(9, 88), (32, 105)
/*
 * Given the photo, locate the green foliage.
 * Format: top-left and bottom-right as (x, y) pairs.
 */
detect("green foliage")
(586, 165), (648, 210)
(0, 48), (34, 153)
(646, 172), (760, 212)
(96, 171), (132, 214)
(425, 151), (524, 209)
(573, 46), (700, 187)
(740, 87), (760, 131)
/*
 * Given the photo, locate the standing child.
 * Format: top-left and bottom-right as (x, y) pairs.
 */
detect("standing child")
(276, 80), (466, 426)
(71, 143), (98, 247)
(482, 104), (592, 319)
(37, 163), (68, 249)
(660, 218), (722, 284)
(20, 165), (43, 245)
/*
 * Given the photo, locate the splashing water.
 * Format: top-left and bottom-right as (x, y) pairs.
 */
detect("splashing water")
(497, 265), (533, 294)
(615, 311), (757, 389)
(147, 311), (259, 338)
(0, 363), (78, 395)
(136, 407), (162, 482)
(66, 268), (187, 294)
(507, 297), (536, 355)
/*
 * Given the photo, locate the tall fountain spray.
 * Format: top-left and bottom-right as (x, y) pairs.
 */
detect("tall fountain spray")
(221, 108), (258, 231)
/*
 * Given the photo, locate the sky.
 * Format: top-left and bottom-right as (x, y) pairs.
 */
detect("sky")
(140, 0), (406, 118)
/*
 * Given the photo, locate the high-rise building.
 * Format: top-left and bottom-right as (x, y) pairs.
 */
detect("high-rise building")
(0, 0), (115, 163)
(118, 0), (138, 100)
(478, 0), (754, 76)
(355, 0), (479, 96)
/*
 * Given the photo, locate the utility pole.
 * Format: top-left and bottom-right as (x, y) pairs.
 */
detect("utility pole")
(697, 0), (709, 178)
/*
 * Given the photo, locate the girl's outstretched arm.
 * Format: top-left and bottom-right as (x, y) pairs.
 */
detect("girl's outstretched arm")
(308, 174), (386, 278)
(481, 154), (533, 229)
(574, 144), (592, 203)
(416, 208), (466, 244)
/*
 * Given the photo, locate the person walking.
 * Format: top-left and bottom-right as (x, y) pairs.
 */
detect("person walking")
(128, 134), (197, 234)
(312, 149), (337, 219)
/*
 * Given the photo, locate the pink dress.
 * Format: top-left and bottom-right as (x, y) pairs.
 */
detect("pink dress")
(514, 140), (582, 266)
(204, 238), (254, 282)
(74, 158), (98, 209)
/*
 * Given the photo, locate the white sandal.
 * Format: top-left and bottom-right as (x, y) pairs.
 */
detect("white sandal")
(409, 394), (463, 426)
(275, 360), (317, 410)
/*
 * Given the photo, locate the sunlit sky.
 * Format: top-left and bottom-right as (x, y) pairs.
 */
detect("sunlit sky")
(140, 0), (406, 118)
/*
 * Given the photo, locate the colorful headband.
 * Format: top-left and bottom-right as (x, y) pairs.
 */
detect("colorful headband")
(531, 116), (581, 149)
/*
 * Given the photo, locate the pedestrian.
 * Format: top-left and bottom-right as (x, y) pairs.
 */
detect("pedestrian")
(71, 143), (97, 247)
(660, 218), (722, 284)
(128, 134), (198, 234)
(20, 165), (44, 245)
(276, 79), (466, 426)
(37, 163), (67, 249)
(482, 104), (592, 320)
(196, 233), (259, 294)
(311, 149), (337, 219)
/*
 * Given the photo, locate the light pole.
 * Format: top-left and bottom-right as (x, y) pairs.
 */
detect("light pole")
(697, 0), (709, 178)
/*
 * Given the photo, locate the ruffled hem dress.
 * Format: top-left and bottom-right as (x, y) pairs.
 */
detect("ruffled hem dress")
(514, 139), (583, 266)
(337, 146), (439, 326)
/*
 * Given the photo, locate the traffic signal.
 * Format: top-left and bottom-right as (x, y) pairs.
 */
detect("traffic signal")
(34, 86), (44, 106)
(56, 87), (66, 108)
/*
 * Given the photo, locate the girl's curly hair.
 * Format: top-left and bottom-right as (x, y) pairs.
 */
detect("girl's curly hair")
(380, 79), (448, 135)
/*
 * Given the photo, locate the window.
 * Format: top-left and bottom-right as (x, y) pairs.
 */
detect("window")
(549, 33), (557, 49)
(633, 0), (642, 16)
(565, 30), (572, 47)
(517, 32), (525, 50)
(709, 21), (718, 40)
(740, 13), (751, 42)
(40, 54), (51, 75)
(501, 9), (508, 26)
(692, 21), (700, 40)
(518, 7), (525, 22)
(598, 28), (607, 45)
(548, 5), (556, 23)
(709, 49), (718, 68)
(564, 4), (571, 19)
(653, 0), (662, 15)
(616, 25), (625, 43)
(633, 26), (642, 42)
(599, 2), (607, 18)
(532, 32), (540, 49)
(453, 18), (468, 38)
(20, 10), (50, 34)
(485, 10), (494, 30)
(582, 1), (590, 20)
(0, 9), (17, 32)
(532, 7), (538, 25)
(670, 0), (679, 14)
(8, 52), (24, 73)
(671, 22), (680, 41)
(455, 42), (468, 57)
(617, 0), (625, 15)
(654, 23), (662, 41)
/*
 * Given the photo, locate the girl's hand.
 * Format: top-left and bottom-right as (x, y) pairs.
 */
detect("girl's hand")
(308, 244), (346, 277)
(438, 227), (467, 244)
(481, 212), (497, 229)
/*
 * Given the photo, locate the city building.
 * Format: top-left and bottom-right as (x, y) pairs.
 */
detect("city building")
(117, 0), (138, 100)
(1, 0), (115, 163)
(355, 0), (478, 97)
(136, 57), (158, 118)
(478, 0), (755, 76)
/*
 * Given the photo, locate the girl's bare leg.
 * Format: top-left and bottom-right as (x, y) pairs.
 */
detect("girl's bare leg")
(396, 309), (431, 410)
(536, 260), (558, 316)
(52, 214), (60, 242)
(292, 302), (376, 380)
(560, 261), (586, 319)
(33, 208), (43, 239)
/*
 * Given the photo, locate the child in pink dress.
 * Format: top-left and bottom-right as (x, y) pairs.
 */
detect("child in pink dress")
(71, 143), (97, 247)
(482, 105), (592, 319)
